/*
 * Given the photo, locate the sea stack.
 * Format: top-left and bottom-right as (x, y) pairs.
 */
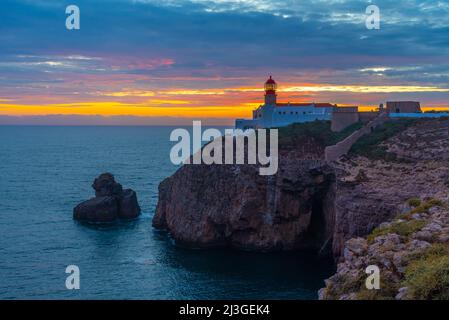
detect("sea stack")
(74, 173), (141, 223)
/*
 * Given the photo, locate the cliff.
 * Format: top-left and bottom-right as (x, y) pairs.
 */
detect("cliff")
(331, 118), (449, 256)
(153, 129), (336, 251)
(319, 199), (449, 300)
(319, 118), (449, 299)
(153, 118), (449, 258)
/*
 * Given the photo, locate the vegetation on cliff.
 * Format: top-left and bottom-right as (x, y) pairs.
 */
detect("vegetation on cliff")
(278, 120), (363, 147)
(404, 243), (449, 300)
(349, 118), (419, 161)
(366, 219), (427, 244)
(320, 198), (449, 300)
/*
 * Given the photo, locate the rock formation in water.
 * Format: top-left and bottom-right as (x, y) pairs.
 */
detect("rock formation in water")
(74, 173), (141, 222)
(153, 119), (449, 258)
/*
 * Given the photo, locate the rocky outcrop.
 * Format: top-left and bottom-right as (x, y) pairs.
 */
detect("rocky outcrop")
(319, 199), (449, 300)
(73, 196), (119, 222)
(318, 118), (449, 299)
(153, 119), (449, 257)
(74, 173), (141, 223)
(331, 118), (449, 256)
(153, 135), (336, 252)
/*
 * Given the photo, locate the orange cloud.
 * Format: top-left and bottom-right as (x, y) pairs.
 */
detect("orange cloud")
(98, 90), (155, 97)
(3, 82), (449, 120)
(0, 102), (253, 118)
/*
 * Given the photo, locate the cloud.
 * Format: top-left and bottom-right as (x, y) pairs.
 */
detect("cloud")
(1, 0), (449, 122)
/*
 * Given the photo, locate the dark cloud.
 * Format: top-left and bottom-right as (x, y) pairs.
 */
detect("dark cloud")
(1, 0), (449, 102)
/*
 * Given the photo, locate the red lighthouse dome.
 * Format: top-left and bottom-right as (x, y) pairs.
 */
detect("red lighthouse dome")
(264, 75), (277, 94)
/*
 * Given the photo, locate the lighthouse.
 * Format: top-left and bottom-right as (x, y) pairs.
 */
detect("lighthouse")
(264, 76), (277, 105)
(235, 76), (345, 130)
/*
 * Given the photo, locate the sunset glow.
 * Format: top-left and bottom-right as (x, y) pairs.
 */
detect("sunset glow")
(2, 0), (449, 124)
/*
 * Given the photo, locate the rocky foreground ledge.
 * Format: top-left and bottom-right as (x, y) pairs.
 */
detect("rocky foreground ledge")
(74, 173), (141, 223)
(319, 198), (449, 300)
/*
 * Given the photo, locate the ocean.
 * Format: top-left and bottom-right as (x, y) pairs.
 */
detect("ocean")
(0, 126), (334, 299)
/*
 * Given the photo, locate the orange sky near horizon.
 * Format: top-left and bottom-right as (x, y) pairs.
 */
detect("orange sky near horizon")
(2, 83), (449, 120)
(0, 85), (449, 118)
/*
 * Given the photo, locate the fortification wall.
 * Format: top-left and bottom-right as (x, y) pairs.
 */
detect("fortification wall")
(386, 101), (421, 113)
(331, 110), (359, 132)
(359, 111), (379, 123)
(325, 113), (388, 161)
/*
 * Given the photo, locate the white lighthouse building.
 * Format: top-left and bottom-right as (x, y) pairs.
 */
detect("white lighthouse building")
(235, 76), (336, 130)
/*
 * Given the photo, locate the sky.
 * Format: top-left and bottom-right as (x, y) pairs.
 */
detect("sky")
(1, 0), (449, 125)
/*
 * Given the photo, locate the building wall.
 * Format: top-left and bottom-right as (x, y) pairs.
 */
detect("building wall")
(235, 118), (261, 130)
(237, 104), (334, 129)
(270, 105), (332, 127)
(386, 101), (421, 113)
(389, 113), (449, 118)
(265, 93), (277, 105)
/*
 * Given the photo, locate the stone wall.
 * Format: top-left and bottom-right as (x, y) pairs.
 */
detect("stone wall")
(359, 111), (379, 123)
(386, 101), (421, 113)
(331, 108), (380, 132)
(331, 107), (359, 132)
(325, 113), (388, 161)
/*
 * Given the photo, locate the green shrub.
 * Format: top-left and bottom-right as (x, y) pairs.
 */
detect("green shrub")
(392, 220), (427, 237)
(396, 212), (412, 221)
(324, 272), (365, 299)
(367, 220), (427, 244)
(350, 119), (419, 161)
(367, 226), (390, 244)
(404, 244), (449, 300)
(278, 120), (363, 147)
(356, 278), (399, 300)
(411, 198), (444, 214)
(407, 198), (422, 208)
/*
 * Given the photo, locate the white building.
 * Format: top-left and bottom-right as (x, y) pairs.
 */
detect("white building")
(235, 76), (336, 130)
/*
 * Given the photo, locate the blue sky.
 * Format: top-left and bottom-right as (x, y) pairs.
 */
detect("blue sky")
(1, 0), (449, 124)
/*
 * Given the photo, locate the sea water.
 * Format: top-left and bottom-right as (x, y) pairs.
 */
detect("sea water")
(0, 126), (333, 299)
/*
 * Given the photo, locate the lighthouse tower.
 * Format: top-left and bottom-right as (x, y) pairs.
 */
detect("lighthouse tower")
(264, 76), (277, 105)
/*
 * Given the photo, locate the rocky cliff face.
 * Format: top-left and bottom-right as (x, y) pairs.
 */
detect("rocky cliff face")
(331, 118), (449, 256)
(153, 135), (337, 252)
(319, 199), (449, 300)
(319, 118), (449, 299)
(153, 119), (449, 258)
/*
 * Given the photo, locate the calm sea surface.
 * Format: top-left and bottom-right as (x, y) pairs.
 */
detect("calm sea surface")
(0, 126), (333, 299)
